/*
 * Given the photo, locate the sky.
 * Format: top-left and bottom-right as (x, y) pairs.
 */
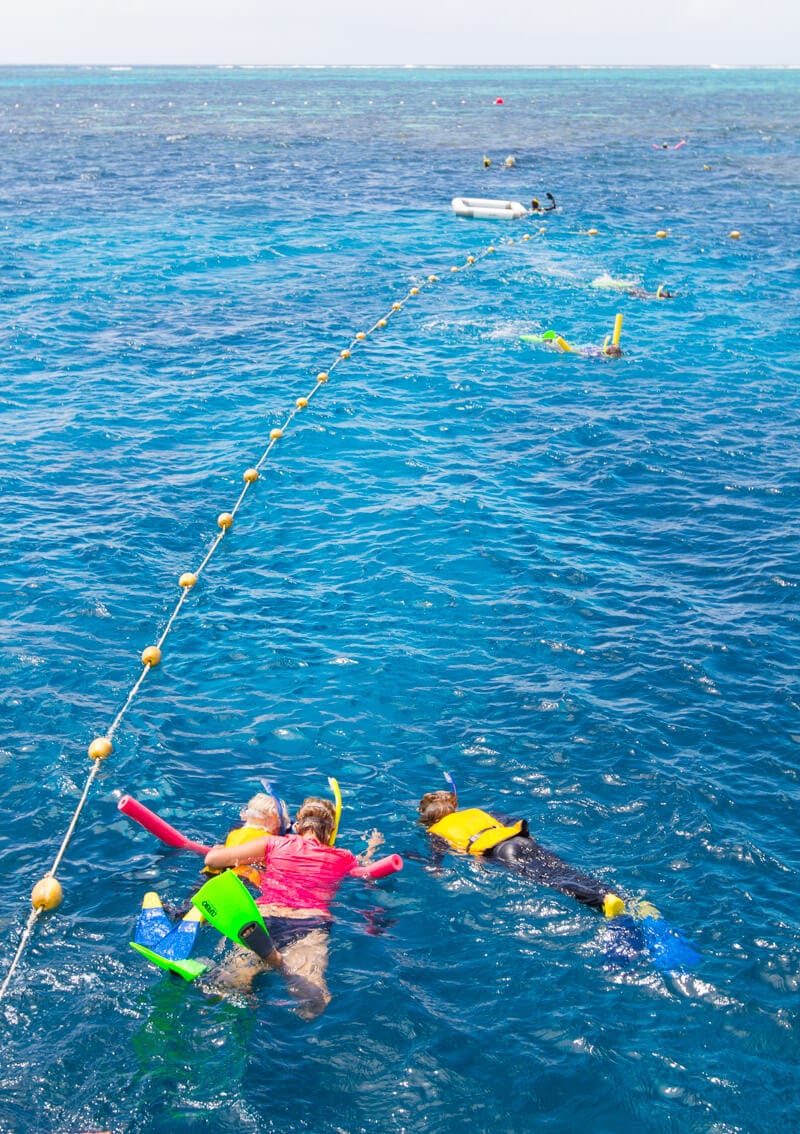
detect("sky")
(1, 0), (799, 67)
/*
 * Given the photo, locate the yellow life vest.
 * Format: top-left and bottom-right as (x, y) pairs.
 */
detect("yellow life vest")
(224, 824), (268, 886)
(428, 808), (524, 855)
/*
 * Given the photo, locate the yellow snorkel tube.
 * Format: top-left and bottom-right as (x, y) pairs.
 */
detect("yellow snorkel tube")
(603, 313), (623, 356)
(327, 776), (342, 846)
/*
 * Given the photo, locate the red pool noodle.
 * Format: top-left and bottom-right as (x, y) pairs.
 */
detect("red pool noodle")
(349, 854), (403, 880)
(118, 795), (211, 855)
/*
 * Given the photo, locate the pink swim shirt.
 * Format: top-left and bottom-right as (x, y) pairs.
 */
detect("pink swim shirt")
(257, 833), (359, 913)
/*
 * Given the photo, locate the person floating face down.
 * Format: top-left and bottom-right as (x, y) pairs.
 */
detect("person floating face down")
(418, 789), (625, 917)
(627, 284), (674, 300)
(204, 797), (383, 1018)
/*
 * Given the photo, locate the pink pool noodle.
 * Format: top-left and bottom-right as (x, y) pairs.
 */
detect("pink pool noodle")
(118, 795), (211, 855)
(349, 854), (403, 880)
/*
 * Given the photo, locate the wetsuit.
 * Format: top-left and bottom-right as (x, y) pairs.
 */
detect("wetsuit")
(428, 807), (615, 912)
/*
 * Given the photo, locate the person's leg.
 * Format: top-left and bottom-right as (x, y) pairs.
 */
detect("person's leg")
(203, 943), (266, 993)
(488, 837), (609, 911)
(279, 928), (331, 1019)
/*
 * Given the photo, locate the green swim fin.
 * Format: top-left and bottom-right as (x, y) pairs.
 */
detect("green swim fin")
(130, 941), (209, 982)
(191, 870), (275, 960)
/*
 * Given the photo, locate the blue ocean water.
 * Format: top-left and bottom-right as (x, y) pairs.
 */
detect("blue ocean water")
(0, 64), (799, 1133)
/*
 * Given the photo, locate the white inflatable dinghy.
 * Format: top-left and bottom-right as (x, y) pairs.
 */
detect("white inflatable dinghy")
(451, 197), (528, 220)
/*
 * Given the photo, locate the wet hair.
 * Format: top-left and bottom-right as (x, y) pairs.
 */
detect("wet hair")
(241, 792), (289, 833)
(294, 797), (336, 844)
(418, 790), (458, 827)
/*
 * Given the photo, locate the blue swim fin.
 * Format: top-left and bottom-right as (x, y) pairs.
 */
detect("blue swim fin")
(134, 892), (172, 950)
(603, 914), (646, 967)
(632, 902), (701, 973)
(155, 906), (203, 961)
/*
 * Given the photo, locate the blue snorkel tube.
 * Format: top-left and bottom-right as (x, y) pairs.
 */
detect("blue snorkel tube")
(260, 780), (290, 835)
(443, 771), (458, 803)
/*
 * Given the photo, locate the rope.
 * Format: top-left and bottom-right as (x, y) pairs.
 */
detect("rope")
(0, 231), (533, 1006)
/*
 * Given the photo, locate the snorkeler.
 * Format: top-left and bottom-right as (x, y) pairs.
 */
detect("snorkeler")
(627, 284), (674, 299)
(419, 788), (624, 916)
(521, 312), (624, 358)
(520, 329), (623, 358)
(589, 274), (673, 299)
(202, 797), (384, 1017)
(417, 785), (701, 974)
(530, 192), (557, 213)
(219, 787), (292, 886)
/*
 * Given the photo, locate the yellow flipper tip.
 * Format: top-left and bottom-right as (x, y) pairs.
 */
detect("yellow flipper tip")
(631, 900), (662, 921)
(603, 893), (626, 918)
(142, 892), (163, 910)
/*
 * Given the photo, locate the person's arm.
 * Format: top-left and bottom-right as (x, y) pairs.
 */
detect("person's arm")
(203, 835), (269, 874)
(356, 828), (384, 865)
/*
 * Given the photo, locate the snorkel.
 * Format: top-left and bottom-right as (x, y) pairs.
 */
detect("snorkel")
(602, 312), (624, 356)
(443, 771), (458, 804)
(260, 779), (290, 835)
(327, 776), (342, 845)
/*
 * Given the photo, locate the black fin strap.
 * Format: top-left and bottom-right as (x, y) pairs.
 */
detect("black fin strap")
(239, 921), (274, 960)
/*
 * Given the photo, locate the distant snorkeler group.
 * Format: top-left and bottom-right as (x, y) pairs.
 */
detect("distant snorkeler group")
(469, 162), (675, 357)
(519, 277), (675, 359)
(127, 772), (699, 1019)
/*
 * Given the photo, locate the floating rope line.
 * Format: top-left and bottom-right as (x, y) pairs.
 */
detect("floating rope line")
(0, 232), (534, 1005)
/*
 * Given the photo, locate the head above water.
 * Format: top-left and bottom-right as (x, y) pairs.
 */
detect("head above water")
(418, 790), (458, 827)
(240, 792), (290, 835)
(295, 797), (336, 845)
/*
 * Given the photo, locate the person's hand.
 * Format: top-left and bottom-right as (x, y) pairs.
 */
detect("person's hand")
(360, 828), (384, 862)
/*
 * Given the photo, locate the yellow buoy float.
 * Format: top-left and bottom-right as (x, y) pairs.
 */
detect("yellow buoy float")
(32, 876), (63, 911)
(88, 737), (113, 761)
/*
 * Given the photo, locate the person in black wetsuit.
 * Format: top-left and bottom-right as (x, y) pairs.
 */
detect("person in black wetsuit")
(418, 789), (624, 916)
